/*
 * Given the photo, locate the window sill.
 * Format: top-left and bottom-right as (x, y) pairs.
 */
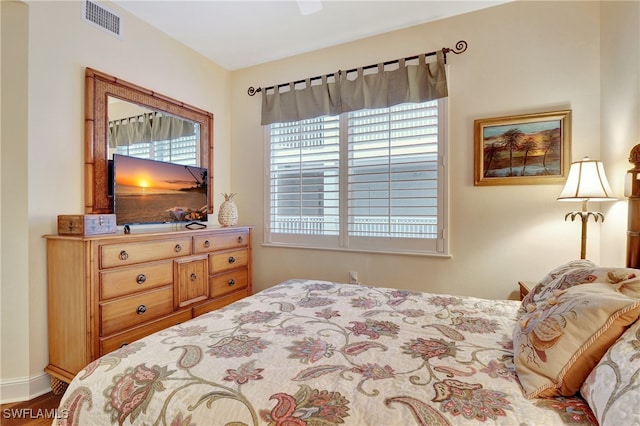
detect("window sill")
(261, 242), (452, 258)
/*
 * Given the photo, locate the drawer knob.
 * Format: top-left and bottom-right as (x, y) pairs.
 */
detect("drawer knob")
(237, 236), (244, 243)
(136, 274), (147, 284)
(136, 304), (147, 315)
(203, 240), (210, 248)
(228, 256), (236, 264)
(190, 273), (197, 281)
(174, 244), (182, 253)
(228, 279), (236, 286)
(119, 250), (129, 261)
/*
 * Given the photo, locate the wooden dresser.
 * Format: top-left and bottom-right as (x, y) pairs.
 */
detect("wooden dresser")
(43, 226), (252, 393)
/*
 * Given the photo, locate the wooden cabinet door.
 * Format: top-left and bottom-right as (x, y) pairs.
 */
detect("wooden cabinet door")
(174, 255), (209, 308)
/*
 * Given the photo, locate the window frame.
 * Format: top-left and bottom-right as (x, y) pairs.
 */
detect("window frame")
(263, 98), (449, 257)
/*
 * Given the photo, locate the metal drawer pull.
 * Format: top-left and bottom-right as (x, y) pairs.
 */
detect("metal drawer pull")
(174, 244), (182, 253)
(237, 236), (243, 243)
(136, 305), (147, 315)
(119, 250), (128, 261)
(203, 240), (210, 248)
(228, 279), (236, 286)
(136, 274), (147, 284)
(120, 342), (129, 348)
(190, 273), (197, 281)
(228, 256), (236, 264)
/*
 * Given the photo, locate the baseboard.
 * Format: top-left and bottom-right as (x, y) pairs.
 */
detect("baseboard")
(0, 372), (52, 404)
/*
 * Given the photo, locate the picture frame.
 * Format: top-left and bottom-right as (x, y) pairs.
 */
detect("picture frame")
(474, 110), (571, 186)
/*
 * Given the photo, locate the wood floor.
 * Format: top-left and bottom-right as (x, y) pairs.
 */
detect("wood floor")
(0, 392), (63, 426)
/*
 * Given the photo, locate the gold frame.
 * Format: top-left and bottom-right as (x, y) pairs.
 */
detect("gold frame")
(474, 110), (571, 186)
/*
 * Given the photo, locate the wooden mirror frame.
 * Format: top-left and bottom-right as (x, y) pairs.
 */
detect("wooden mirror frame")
(84, 67), (214, 215)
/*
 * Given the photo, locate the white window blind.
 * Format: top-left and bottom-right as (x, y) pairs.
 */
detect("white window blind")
(269, 116), (340, 235)
(114, 133), (200, 166)
(265, 99), (447, 255)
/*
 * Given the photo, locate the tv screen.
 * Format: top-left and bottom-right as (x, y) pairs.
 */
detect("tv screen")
(113, 154), (208, 225)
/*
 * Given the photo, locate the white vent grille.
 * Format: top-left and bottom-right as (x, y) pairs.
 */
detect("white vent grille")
(82, 0), (122, 38)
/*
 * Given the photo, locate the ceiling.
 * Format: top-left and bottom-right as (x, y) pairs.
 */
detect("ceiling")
(111, 0), (509, 70)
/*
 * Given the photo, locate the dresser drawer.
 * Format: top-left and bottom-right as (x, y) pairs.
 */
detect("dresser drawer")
(100, 310), (192, 355)
(209, 249), (248, 274)
(192, 289), (249, 317)
(100, 286), (174, 336)
(210, 268), (248, 298)
(100, 261), (173, 300)
(100, 238), (192, 269)
(193, 230), (249, 254)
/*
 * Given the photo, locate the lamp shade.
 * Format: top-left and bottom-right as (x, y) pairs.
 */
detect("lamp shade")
(557, 157), (615, 201)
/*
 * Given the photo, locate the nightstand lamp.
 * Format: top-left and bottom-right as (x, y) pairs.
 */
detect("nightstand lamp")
(557, 157), (615, 259)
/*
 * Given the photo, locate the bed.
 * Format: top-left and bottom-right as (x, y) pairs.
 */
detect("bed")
(54, 149), (640, 426)
(54, 263), (640, 426)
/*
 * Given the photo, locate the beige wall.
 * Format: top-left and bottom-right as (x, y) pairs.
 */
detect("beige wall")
(233, 1), (636, 299)
(1, 0), (31, 402)
(0, 0), (232, 401)
(1, 0), (638, 402)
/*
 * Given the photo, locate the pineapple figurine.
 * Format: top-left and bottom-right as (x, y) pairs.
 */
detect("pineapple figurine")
(218, 193), (238, 227)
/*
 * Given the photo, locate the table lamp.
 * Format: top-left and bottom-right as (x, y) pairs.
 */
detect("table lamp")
(557, 157), (615, 259)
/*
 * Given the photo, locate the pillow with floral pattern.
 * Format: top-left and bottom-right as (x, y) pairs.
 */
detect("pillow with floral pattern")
(519, 261), (640, 316)
(514, 281), (640, 398)
(581, 318), (640, 425)
(518, 260), (595, 317)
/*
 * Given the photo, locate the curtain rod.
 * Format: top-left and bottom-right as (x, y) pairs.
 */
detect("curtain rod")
(247, 40), (467, 96)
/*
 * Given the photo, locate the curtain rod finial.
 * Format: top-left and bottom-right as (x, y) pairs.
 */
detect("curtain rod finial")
(248, 86), (260, 96)
(452, 40), (467, 54)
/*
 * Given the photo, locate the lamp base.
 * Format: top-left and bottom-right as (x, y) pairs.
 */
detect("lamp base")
(564, 210), (604, 260)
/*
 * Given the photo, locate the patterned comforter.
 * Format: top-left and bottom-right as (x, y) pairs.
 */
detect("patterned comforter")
(55, 280), (597, 425)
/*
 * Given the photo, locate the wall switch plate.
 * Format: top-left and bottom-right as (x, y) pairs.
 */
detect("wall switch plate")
(349, 271), (358, 284)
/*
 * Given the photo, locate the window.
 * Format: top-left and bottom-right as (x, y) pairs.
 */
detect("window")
(265, 99), (447, 255)
(114, 132), (200, 166)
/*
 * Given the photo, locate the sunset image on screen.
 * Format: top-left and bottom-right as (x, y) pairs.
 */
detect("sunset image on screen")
(113, 154), (207, 225)
(115, 156), (200, 192)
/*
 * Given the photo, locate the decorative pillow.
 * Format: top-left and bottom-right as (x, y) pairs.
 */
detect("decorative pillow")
(519, 261), (640, 316)
(581, 319), (640, 426)
(581, 266), (640, 286)
(514, 281), (640, 398)
(537, 259), (596, 287)
(518, 260), (595, 317)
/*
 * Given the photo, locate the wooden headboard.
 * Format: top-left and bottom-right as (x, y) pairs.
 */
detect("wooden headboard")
(627, 144), (640, 268)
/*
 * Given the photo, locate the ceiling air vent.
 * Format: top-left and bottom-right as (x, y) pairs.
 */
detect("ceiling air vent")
(82, 0), (122, 38)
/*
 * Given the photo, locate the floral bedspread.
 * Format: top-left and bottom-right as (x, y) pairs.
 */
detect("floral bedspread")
(55, 280), (596, 425)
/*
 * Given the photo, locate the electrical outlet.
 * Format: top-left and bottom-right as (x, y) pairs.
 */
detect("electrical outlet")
(349, 271), (358, 284)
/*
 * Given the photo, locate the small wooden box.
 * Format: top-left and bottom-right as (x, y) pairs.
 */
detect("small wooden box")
(58, 214), (117, 236)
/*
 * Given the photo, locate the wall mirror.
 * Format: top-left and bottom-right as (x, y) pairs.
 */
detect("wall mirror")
(84, 67), (214, 215)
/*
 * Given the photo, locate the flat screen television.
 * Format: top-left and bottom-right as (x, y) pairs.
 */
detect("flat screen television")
(113, 154), (208, 226)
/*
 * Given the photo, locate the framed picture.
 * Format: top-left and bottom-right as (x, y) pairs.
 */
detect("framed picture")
(474, 110), (571, 186)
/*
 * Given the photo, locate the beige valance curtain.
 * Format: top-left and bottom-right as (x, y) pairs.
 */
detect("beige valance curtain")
(109, 115), (151, 147)
(261, 51), (447, 125)
(261, 73), (341, 125)
(108, 112), (196, 147)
